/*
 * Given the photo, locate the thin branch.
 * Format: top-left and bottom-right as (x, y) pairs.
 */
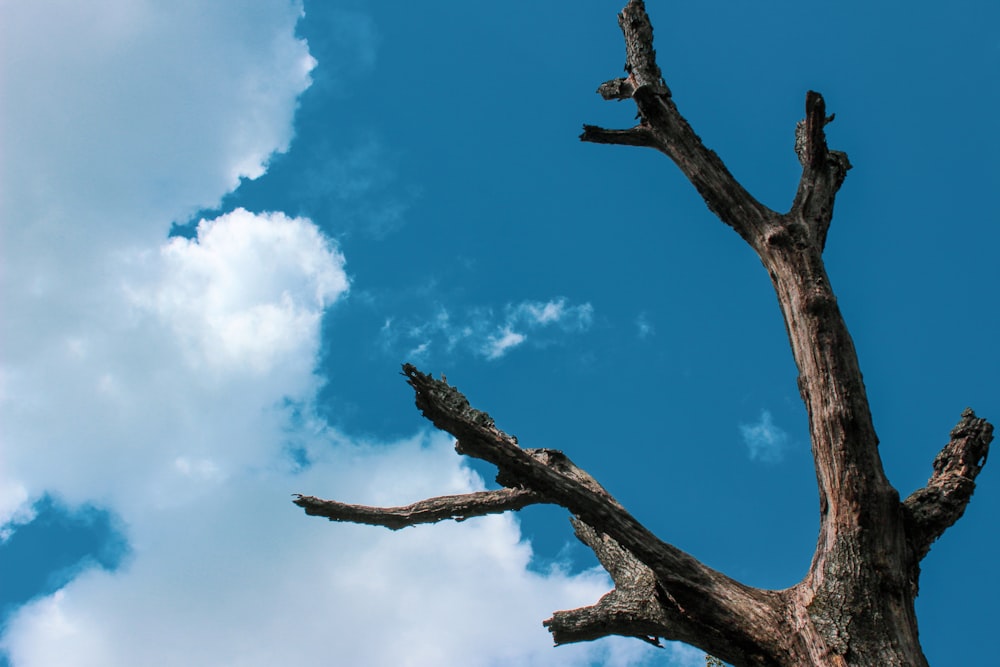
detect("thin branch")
(292, 488), (547, 531)
(903, 408), (994, 559)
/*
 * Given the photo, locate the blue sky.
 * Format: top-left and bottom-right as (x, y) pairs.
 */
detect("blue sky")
(1, 1), (997, 665)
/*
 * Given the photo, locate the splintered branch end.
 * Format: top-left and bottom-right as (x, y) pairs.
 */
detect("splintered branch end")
(790, 91), (852, 247)
(903, 408), (994, 558)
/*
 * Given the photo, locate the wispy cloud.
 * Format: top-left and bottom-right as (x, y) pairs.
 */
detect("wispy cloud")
(739, 410), (790, 463)
(635, 312), (654, 339)
(484, 327), (527, 360)
(382, 298), (594, 362)
(516, 299), (591, 328)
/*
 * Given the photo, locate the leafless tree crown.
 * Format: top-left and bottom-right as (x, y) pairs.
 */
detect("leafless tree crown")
(294, 3), (992, 665)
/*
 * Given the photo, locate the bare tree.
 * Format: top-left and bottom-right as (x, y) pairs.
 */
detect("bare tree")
(293, 2), (992, 665)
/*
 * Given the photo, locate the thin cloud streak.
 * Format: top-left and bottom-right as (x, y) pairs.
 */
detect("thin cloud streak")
(382, 297), (594, 362)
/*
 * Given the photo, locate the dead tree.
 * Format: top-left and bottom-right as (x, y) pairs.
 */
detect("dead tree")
(294, 2), (992, 665)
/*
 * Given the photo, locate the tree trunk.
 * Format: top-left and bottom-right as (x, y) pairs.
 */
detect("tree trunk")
(293, 2), (993, 665)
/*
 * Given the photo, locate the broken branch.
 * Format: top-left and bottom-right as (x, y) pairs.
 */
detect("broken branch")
(579, 124), (657, 148)
(292, 487), (547, 531)
(400, 364), (785, 662)
(903, 408), (994, 559)
(790, 91), (852, 249)
(544, 519), (673, 647)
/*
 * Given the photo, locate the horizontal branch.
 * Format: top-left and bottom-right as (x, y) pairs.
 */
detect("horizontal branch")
(580, 123), (657, 148)
(292, 487), (546, 531)
(903, 408), (994, 559)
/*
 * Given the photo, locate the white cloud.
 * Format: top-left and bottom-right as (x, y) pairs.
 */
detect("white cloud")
(0, 0), (315, 238)
(0, 3), (649, 666)
(384, 298), (594, 362)
(1, 434), (640, 667)
(130, 208), (348, 375)
(484, 326), (528, 359)
(0, 482), (33, 543)
(2, 206), (348, 516)
(522, 299), (570, 325)
(0, 0), (317, 525)
(481, 298), (593, 360)
(739, 410), (790, 463)
(515, 298), (594, 331)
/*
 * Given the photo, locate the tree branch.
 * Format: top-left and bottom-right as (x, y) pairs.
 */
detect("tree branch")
(400, 364), (786, 664)
(616, 1), (669, 98)
(903, 408), (994, 559)
(400, 363), (685, 573)
(294, 3), (993, 662)
(790, 91), (852, 250)
(295, 364), (786, 659)
(292, 487), (547, 531)
(580, 0), (775, 244)
(580, 124), (657, 148)
(545, 519), (672, 647)
(582, 2), (949, 603)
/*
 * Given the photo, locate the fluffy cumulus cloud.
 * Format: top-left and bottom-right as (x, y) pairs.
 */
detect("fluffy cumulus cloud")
(2, 434), (650, 667)
(0, 0), (328, 517)
(132, 208), (348, 375)
(0, 0), (316, 232)
(0, 3), (656, 666)
(739, 410), (790, 463)
(2, 206), (348, 513)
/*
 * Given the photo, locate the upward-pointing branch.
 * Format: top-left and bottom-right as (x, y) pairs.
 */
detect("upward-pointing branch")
(583, 0), (902, 553)
(581, 1), (774, 245)
(903, 409), (993, 560)
(791, 91), (852, 249)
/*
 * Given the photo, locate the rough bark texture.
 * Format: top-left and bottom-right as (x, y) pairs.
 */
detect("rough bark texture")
(295, 2), (992, 665)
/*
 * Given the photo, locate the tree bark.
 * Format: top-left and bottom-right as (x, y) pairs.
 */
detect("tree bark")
(294, 2), (992, 665)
